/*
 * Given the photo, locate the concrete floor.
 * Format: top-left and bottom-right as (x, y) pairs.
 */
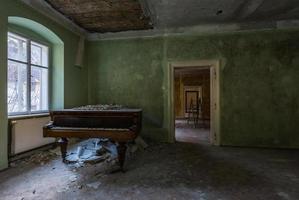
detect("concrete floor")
(175, 119), (210, 144)
(0, 141), (299, 200)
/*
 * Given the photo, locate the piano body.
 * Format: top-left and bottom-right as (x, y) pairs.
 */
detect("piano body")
(43, 105), (142, 171)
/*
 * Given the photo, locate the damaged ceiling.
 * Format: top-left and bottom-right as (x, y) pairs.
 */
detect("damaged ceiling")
(41, 0), (299, 33)
(44, 0), (152, 33)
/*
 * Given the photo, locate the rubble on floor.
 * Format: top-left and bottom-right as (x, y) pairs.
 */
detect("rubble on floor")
(6, 137), (150, 199)
(2, 142), (299, 200)
(62, 139), (116, 165)
(11, 136), (149, 171)
(10, 150), (57, 167)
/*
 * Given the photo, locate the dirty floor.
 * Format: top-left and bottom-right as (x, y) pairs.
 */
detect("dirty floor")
(175, 119), (210, 143)
(0, 142), (299, 200)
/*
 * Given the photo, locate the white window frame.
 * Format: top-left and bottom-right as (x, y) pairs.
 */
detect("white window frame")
(7, 32), (50, 116)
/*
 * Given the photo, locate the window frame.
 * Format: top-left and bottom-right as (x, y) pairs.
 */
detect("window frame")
(7, 31), (50, 116)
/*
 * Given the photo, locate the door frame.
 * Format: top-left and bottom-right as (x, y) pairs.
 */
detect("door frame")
(169, 60), (221, 145)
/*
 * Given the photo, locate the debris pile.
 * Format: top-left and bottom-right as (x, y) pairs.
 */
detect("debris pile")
(64, 138), (116, 165)
(10, 150), (57, 167)
(73, 104), (124, 111)
(10, 136), (149, 172)
(50, 136), (149, 166)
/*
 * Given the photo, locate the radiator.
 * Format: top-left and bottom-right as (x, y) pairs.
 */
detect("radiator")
(10, 117), (55, 155)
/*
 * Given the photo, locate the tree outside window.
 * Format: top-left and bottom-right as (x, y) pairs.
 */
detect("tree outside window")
(7, 32), (49, 115)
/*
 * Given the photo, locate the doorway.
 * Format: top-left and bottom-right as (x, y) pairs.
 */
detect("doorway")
(169, 60), (220, 145)
(174, 67), (210, 143)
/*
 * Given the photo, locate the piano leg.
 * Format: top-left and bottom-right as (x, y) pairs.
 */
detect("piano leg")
(58, 137), (68, 163)
(117, 142), (127, 172)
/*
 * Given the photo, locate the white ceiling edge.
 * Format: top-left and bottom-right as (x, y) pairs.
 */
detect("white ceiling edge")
(20, 0), (87, 37)
(87, 20), (299, 41)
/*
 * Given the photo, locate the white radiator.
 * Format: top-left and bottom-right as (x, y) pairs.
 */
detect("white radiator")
(10, 117), (55, 155)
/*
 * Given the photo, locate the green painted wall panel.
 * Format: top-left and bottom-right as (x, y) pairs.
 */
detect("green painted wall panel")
(87, 30), (299, 148)
(0, 5), (8, 169)
(87, 38), (168, 141)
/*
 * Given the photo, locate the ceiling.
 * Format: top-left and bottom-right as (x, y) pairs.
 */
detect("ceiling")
(41, 0), (299, 33)
(44, 0), (152, 33)
(148, 0), (299, 29)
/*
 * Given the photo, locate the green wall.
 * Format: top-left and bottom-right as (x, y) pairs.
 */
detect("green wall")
(87, 30), (299, 148)
(0, 2), (8, 170)
(87, 38), (168, 141)
(0, 0), (88, 170)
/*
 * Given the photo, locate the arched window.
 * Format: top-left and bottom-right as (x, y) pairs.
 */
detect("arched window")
(7, 16), (65, 114)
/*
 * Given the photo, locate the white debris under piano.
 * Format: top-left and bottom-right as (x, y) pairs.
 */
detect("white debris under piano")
(50, 136), (149, 169)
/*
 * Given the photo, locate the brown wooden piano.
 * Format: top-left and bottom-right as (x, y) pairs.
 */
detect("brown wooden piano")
(43, 105), (142, 171)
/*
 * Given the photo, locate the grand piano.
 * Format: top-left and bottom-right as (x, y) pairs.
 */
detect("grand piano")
(43, 105), (142, 171)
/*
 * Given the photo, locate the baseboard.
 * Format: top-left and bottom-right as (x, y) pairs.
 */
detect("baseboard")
(9, 143), (56, 162)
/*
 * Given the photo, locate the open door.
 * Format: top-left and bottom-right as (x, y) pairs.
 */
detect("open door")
(169, 60), (220, 145)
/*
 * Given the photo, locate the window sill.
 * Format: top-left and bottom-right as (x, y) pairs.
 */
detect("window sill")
(8, 113), (50, 120)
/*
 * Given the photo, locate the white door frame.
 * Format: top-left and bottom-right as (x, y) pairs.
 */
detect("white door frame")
(169, 60), (221, 145)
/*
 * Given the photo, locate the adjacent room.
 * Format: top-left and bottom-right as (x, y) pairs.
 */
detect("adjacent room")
(0, 0), (299, 200)
(174, 67), (211, 144)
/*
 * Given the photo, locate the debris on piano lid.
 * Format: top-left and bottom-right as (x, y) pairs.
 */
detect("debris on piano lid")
(72, 104), (124, 111)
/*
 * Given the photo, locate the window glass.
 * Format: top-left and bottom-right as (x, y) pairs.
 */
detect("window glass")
(31, 42), (48, 67)
(31, 66), (49, 112)
(8, 33), (27, 62)
(7, 60), (28, 113)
